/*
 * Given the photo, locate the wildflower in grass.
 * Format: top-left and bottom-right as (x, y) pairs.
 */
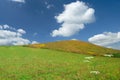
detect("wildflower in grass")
(83, 60), (90, 62)
(90, 71), (100, 74)
(104, 54), (113, 57)
(85, 56), (94, 60)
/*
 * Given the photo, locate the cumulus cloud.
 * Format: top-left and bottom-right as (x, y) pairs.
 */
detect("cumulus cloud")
(0, 24), (15, 30)
(51, 1), (95, 37)
(0, 24), (30, 45)
(11, 0), (25, 3)
(17, 29), (26, 34)
(88, 32), (120, 49)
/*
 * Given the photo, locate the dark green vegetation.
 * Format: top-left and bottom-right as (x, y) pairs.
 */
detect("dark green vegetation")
(0, 46), (120, 80)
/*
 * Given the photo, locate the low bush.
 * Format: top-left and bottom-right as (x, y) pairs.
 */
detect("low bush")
(112, 53), (120, 58)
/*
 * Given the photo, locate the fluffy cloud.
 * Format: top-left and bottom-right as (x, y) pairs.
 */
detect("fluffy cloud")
(0, 24), (15, 30)
(51, 1), (95, 37)
(17, 29), (26, 34)
(11, 0), (25, 3)
(88, 32), (120, 49)
(0, 24), (30, 45)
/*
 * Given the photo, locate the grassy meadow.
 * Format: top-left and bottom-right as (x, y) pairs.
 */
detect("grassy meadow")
(0, 46), (120, 80)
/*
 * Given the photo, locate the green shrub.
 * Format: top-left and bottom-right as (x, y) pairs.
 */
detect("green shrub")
(113, 53), (120, 58)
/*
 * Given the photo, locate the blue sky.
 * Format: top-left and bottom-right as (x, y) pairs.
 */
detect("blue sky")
(0, 0), (120, 49)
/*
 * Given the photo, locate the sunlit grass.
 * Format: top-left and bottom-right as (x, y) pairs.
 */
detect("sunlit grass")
(0, 46), (120, 80)
(43, 40), (120, 56)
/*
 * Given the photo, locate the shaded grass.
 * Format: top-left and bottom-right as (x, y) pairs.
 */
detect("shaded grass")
(0, 46), (120, 80)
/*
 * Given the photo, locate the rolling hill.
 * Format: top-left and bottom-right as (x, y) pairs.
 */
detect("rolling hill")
(0, 46), (120, 80)
(28, 40), (120, 56)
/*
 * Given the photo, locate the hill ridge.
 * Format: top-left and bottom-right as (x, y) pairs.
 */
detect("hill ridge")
(28, 40), (120, 56)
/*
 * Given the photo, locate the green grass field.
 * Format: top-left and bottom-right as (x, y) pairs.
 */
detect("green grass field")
(0, 46), (120, 80)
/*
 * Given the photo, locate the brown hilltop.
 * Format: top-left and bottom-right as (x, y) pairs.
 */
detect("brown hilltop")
(28, 40), (120, 56)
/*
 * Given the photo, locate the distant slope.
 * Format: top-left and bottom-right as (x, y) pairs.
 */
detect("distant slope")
(29, 40), (120, 56)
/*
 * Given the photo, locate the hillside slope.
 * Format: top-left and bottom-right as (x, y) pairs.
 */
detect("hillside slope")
(0, 46), (120, 80)
(42, 40), (120, 56)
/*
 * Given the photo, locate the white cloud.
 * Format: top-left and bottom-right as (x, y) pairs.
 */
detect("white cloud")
(2, 24), (10, 29)
(0, 25), (30, 45)
(0, 24), (15, 30)
(17, 29), (26, 34)
(88, 32), (120, 49)
(51, 1), (95, 37)
(11, 0), (25, 3)
(71, 38), (78, 41)
(32, 41), (39, 44)
(0, 30), (21, 38)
